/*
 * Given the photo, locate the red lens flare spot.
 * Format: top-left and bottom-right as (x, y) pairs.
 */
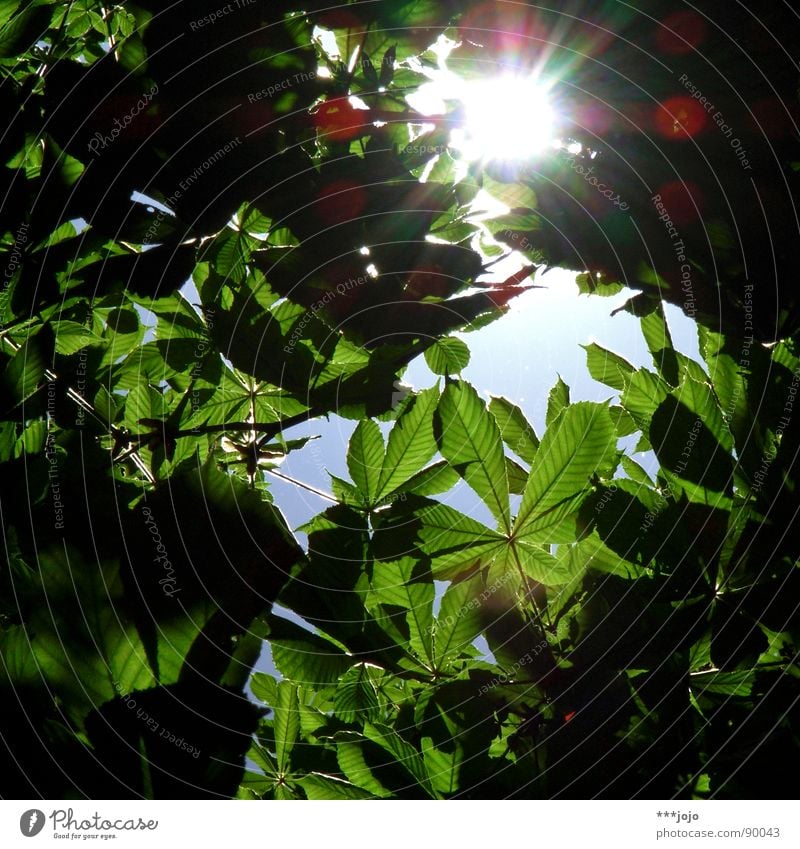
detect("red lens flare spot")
(654, 96), (708, 140)
(656, 180), (704, 227)
(459, 3), (549, 54)
(313, 97), (372, 143)
(315, 10), (364, 31)
(655, 11), (708, 55)
(315, 180), (368, 227)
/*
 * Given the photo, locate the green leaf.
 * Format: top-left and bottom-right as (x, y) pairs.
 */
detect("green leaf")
(620, 368), (671, 432)
(690, 669), (754, 697)
(3, 335), (46, 410)
(436, 380), (510, 532)
(609, 404), (638, 437)
(482, 174), (538, 210)
(335, 663), (383, 724)
(371, 557), (434, 665)
(363, 722), (436, 798)
(582, 342), (636, 392)
(640, 301), (677, 378)
(270, 626), (351, 687)
(505, 456), (528, 494)
(515, 402), (617, 543)
(273, 681), (300, 774)
(330, 473), (362, 507)
(375, 386), (438, 501)
(565, 530), (647, 579)
(298, 773), (378, 800)
(0, 4), (52, 57)
(546, 375), (570, 426)
(391, 460), (460, 498)
(421, 737), (462, 795)
(24, 545), (155, 722)
(424, 337), (470, 375)
(336, 739), (392, 798)
(488, 395), (539, 464)
(433, 574), (483, 669)
(347, 419), (385, 506)
(403, 500), (506, 579)
(14, 419), (47, 456)
(510, 538), (568, 583)
(620, 455), (654, 487)
(575, 271), (624, 297)
(650, 377), (734, 502)
(52, 320), (104, 355)
(249, 673), (278, 707)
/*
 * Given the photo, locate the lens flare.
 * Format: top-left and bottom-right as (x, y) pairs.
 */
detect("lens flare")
(453, 75), (557, 162)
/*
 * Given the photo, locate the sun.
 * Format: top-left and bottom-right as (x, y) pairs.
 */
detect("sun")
(453, 74), (558, 162)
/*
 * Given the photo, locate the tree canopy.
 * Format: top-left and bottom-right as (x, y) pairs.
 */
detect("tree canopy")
(1, 0), (799, 799)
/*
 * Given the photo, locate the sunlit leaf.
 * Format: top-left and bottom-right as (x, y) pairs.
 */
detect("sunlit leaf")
(363, 722), (436, 798)
(273, 682), (300, 774)
(335, 663), (383, 724)
(489, 395), (538, 464)
(433, 573), (483, 670)
(347, 419), (385, 506)
(582, 342), (636, 392)
(297, 773), (378, 799)
(375, 386), (438, 501)
(515, 402), (617, 543)
(436, 380), (510, 532)
(546, 375), (570, 426)
(424, 336), (470, 375)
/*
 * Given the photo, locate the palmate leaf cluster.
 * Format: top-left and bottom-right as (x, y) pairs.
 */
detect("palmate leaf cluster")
(241, 309), (800, 799)
(0, 0), (798, 799)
